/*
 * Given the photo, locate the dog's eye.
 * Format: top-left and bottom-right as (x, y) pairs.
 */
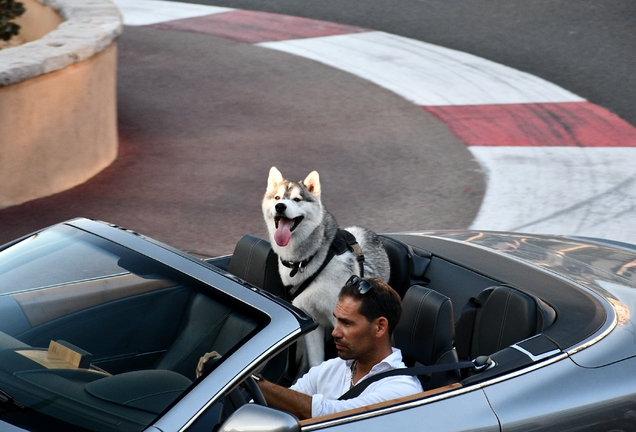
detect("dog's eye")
(274, 196), (280, 200)
(293, 198), (301, 202)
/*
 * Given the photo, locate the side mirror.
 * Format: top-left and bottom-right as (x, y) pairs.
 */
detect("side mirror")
(218, 404), (300, 432)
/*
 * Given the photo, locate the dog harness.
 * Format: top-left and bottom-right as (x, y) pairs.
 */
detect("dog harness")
(284, 229), (365, 301)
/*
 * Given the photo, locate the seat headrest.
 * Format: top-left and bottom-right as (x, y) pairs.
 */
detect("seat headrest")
(381, 238), (413, 298)
(471, 285), (556, 358)
(381, 237), (431, 298)
(394, 285), (455, 366)
(227, 235), (287, 300)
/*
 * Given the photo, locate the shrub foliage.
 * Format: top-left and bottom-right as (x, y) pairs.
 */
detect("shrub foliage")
(0, 0), (25, 41)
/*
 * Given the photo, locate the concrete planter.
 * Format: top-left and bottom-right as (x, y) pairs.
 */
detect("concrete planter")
(0, 0), (122, 209)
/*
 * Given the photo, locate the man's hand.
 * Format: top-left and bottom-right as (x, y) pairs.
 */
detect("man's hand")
(257, 379), (312, 420)
(196, 351), (221, 378)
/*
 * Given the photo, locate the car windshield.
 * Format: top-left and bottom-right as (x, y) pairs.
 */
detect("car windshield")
(0, 226), (125, 295)
(0, 225), (262, 432)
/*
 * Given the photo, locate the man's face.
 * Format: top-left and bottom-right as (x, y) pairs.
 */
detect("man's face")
(331, 296), (378, 362)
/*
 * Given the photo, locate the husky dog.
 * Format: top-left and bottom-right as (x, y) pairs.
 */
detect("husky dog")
(262, 167), (390, 370)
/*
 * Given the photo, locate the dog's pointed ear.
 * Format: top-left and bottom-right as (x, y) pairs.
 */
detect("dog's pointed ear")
(267, 167), (284, 193)
(303, 171), (321, 196)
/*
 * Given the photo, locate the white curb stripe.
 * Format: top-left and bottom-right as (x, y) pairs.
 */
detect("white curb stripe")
(111, 0), (233, 26)
(469, 146), (636, 242)
(258, 32), (584, 106)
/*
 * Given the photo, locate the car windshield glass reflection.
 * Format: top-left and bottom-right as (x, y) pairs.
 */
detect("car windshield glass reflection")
(0, 226), (124, 295)
(0, 225), (260, 432)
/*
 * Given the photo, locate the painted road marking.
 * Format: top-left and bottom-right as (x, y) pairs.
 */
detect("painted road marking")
(469, 147), (636, 237)
(111, 0), (636, 243)
(149, 9), (368, 43)
(259, 32), (584, 106)
(424, 102), (636, 147)
(114, 0), (233, 26)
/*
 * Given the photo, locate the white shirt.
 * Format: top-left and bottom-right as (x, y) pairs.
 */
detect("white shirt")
(290, 348), (423, 417)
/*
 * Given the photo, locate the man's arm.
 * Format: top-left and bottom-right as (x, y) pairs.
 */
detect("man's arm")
(257, 378), (312, 420)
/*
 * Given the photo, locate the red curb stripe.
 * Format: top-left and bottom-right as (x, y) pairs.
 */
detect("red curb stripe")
(147, 10), (368, 43)
(423, 102), (636, 147)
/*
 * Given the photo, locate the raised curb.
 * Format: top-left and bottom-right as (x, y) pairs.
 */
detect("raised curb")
(0, 0), (123, 86)
(0, 0), (122, 210)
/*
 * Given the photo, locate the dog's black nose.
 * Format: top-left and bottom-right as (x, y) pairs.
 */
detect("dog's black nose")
(275, 203), (287, 213)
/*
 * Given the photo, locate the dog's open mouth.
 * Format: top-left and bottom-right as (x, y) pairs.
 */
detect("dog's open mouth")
(274, 216), (304, 247)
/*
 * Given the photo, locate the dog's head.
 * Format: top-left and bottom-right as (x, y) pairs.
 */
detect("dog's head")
(262, 167), (324, 248)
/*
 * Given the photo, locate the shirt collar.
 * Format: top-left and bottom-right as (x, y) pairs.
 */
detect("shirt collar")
(346, 347), (405, 376)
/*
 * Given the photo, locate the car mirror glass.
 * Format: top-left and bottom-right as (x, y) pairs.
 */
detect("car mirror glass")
(218, 403), (300, 432)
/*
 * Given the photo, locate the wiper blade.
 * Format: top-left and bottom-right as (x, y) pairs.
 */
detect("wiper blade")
(0, 388), (24, 410)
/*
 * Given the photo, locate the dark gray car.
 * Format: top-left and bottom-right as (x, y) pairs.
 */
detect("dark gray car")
(0, 218), (634, 432)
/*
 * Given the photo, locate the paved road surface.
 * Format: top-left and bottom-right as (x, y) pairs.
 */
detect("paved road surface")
(0, 0), (634, 255)
(197, 0), (636, 127)
(0, 7), (483, 256)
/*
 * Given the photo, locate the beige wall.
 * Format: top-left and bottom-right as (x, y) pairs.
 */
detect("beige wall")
(0, 0), (120, 209)
(13, 0), (63, 42)
(0, 44), (118, 208)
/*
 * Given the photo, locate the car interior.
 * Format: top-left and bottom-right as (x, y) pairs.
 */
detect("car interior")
(0, 282), (262, 430)
(0, 227), (564, 431)
(0, 227), (268, 431)
(209, 233), (560, 420)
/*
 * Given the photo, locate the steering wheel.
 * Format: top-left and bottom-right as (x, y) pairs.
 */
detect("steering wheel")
(220, 374), (267, 422)
(200, 354), (266, 406)
(241, 375), (267, 406)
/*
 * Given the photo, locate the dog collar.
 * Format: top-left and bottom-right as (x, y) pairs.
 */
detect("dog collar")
(284, 229), (366, 301)
(280, 256), (314, 278)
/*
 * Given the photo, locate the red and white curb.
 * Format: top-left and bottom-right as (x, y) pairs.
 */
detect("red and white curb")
(113, 0), (636, 243)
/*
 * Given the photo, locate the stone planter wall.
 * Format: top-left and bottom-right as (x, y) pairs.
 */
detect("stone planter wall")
(0, 0), (122, 209)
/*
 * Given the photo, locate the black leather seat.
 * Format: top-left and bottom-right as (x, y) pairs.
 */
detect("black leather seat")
(380, 236), (431, 299)
(455, 285), (557, 360)
(155, 236), (285, 380)
(227, 235), (287, 300)
(155, 295), (257, 380)
(393, 285), (460, 390)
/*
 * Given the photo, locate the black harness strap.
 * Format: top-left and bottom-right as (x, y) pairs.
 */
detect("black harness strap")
(286, 229), (364, 300)
(338, 360), (477, 400)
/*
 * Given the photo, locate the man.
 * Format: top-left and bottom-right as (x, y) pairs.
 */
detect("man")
(250, 276), (423, 419)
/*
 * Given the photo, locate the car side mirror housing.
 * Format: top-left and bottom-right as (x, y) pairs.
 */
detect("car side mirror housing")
(218, 404), (300, 432)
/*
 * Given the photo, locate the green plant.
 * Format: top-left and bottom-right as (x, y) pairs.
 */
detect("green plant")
(0, 0), (25, 42)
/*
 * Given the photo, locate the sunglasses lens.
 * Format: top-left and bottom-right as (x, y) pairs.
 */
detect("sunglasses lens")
(358, 281), (372, 294)
(346, 275), (359, 286)
(345, 276), (373, 294)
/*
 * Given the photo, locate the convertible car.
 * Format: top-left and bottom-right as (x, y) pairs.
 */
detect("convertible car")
(0, 218), (635, 432)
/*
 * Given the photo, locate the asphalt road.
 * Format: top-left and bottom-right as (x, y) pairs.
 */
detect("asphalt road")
(191, 0), (636, 127)
(0, 0), (632, 255)
(0, 19), (483, 256)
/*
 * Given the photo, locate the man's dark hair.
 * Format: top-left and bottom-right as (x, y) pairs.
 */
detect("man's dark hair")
(339, 277), (402, 334)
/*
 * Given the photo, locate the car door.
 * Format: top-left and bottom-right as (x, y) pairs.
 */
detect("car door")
(207, 383), (499, 432)
(311, 385), (500, 432)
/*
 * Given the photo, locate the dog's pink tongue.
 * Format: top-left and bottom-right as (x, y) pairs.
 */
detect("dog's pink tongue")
(274, 218), (293, 247)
